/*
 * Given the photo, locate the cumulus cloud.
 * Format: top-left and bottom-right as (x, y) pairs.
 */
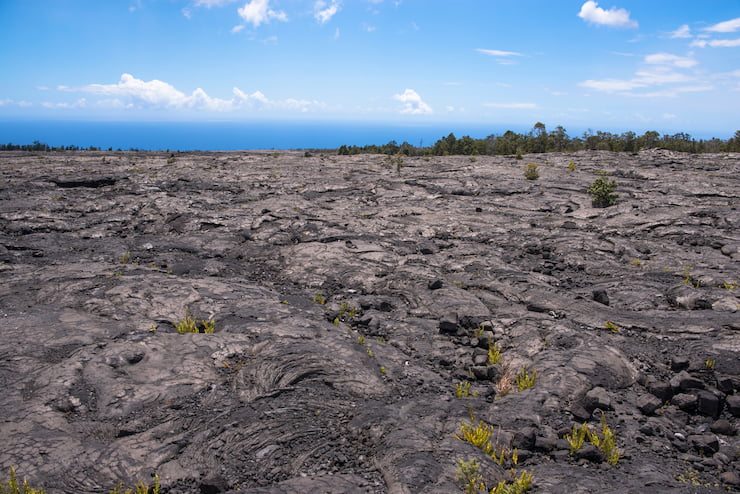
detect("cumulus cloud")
(237, 0), (287, 28)
(393, 89), (432, 115)
(577, 1), (638, 29)
(314, 0), (340, 24)
(705, 17), (740, 33)
(64, 73), (319, 113)
(644, 53), (697, 68)
(670, 24), (691, 38)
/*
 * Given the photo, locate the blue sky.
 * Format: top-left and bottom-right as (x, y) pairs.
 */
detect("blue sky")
(1, 1), (738, 137)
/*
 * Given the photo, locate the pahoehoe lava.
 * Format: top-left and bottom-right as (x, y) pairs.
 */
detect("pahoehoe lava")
(0, 149), (738, 493)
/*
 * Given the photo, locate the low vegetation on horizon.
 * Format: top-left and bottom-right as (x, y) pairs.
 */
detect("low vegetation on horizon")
(2, 122), (739, 154)
(338, 122), (740, 156)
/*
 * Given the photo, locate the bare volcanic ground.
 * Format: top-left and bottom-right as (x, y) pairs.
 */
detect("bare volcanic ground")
(0, 149), (738, 493)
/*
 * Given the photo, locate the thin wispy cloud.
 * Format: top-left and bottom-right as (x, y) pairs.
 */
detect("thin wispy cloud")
(314, 1), (341, 24)
(484, 102), (537, 109)
(577, 1), (638, 29)
(644, 53), (697, 68)
(476, 49), (523, 58)
(670, 24), (691, 39)
(692, 38), (740, 48)
(194, 0), (239, 7)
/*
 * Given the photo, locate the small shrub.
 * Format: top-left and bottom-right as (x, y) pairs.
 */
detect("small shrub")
(339, 302), (357, 318)
(109, 476), (160, 494)
(487, 342), (502, 365)
(514, 366), (536, 391)
(312, 292), (327, 305)
(456, 419), (494, 454)
(494, 364), (514, 397)
(705, 358), (716, 370)
(720, 280), (737, 290)
(587, 177), (619, 207)
(455, 381), (478, 398)
(456, 458), (484, 494)
(489, 470), (533, 494)
(523, 163), (539, 180)
(564, 413), (620, 466)
(175, 309), (215, 334)
(604, 320), (619, 333)
(121, 251), (131, 264)
(567, 161), (576, 172)
(0, 467), (46, 494)
(357, 335), (365, 345)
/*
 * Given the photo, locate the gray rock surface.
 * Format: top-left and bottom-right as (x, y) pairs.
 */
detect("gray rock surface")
(0, 149), (738, 492)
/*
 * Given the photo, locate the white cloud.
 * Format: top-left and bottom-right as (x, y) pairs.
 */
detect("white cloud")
(579, 78), (645, 92)
(393, 89), (432, 115)
(692, 38), (740, 48)
(314, 1), (340, 24)
(42, 98), (87, 109)
(626, 85), (713, 98)
(65, 73), (320, 113)
(182, 8), (192, 19)
(237, 0), (287, 28)
(663, 113), (677, 119)
(644, 53), (697, 68)
(670, 24), (691, 38)
(633, 68), (692, 85)
(484, 102), (537, 109)
(231, 25), (245, 33)
(476, 48), (523, 57)
(705, 17), (740, 33)
(195, 0), (239, 6)
(577, 1), (638, 29)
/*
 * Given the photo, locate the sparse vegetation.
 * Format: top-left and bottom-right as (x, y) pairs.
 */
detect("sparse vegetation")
(455, 381), (478, 398)
(720, 280), (737, 290)
(514, 366), (536, 391)
(312, 292), (327, 305)
(705, 358), (716, 370)
(175, 309), (215, 334)
(567, 161), (576, 172)
(523, 163), (539, 180)
(339, 302), (357, 318)
(489, 470), (533, 494)
(587, 177), (619, 207)
(487, 342), (502, 365)
(564, 413), (620, 466)
(456, 458), (485, 494)
(120, 251), (131, 264)
(604, 320), (619, 333)
(494, 363), (514, 397)
(0, 467), (46, 494)
(109, 476), (160, 494)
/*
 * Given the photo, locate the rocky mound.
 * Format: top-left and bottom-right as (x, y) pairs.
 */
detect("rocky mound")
(0, 149), (738, 493)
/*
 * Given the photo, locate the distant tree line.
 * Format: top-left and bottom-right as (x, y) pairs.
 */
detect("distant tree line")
(0, 140), (108, 152)
(338, 123), (740, 156)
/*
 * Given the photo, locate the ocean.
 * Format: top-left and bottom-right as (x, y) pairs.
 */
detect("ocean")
(0, 120), (519, 151)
